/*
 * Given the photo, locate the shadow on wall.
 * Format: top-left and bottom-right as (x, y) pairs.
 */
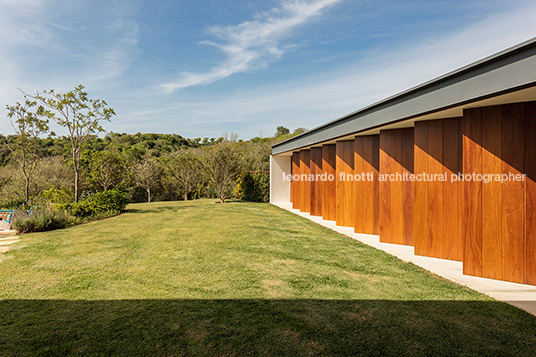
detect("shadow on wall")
(2, 299), (536, 356)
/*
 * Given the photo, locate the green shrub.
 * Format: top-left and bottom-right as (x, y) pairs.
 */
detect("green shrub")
(12, 210), (70, 233)
(255, 172), (269, 203)
(59, 189), (128, 218)
(90, 189), (128, 212)
(236, 172), (257, 201)
(39, 186), (74, 206)
(1, 198), (26, 209)
(235, 172), (269, 202)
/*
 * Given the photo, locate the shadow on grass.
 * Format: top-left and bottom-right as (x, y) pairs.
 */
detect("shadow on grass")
(125, 205), (195, 214)
(223, 200), (268, 204)
(1, 299), (535, 356)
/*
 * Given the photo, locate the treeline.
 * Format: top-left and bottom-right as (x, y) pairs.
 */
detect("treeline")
(1, 89), (305, 206)
(0, 132), (219, 167)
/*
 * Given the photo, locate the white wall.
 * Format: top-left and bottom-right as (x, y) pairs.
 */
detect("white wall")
(269, 154), (291, 203)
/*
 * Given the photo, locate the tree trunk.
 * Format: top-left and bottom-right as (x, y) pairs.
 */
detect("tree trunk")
(147, 187), (151, 202)
(74, 166), (79, 203)
(183, 183), (188, 201)
(73, 147), (79, 203)
(24, 176), (30, 204)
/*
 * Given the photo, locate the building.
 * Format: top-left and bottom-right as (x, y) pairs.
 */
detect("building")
(270, 37), (536, 286)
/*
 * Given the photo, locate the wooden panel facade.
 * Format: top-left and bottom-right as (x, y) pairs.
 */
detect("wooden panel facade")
(525, 102), (536, 285)
(413, 118), (462, 261)
(322, 144), (337, 221)
(310, 147), (323, 216)
(380, 130), (391, 242)
(299, 150), (311, 213)
(379, 128), (414, 245)
(336, 140), (355, 227)
(462, 101), (536, 284)
(442, 118), (462, 261)
(481, 106), (502, 279)
(354, 135), (380, 234)
(414, 122), (428, 256)
(463, 108), (483, 277)
(291, 152), (300, 210)
(501, 104), (524, 283)
(284, 101), (536, 286)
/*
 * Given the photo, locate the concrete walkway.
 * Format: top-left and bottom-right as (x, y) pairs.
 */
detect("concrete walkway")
(273, 202), (536, 316)
(0, 230), (19, 255)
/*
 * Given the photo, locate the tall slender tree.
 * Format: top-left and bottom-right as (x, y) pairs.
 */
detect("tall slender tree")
(166, 149), (203, 201)
(86, 150), (125, 191)
(133, 153), (161, 203)
(6, 97), (49, 203)
(34, 85), (115, 201)
(204, 139), (242, 203)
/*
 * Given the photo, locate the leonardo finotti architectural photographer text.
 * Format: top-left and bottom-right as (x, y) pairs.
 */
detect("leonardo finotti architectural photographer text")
(284, 172), (526, 183)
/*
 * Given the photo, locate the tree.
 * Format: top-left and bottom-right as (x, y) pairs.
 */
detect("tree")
(241, 140), (271, 172)
(6, 97), (49, 203)
(133, 154), (161, 202)
(204, 140), (242, 203)
(166, 149), (203, 201)
(86, 151), (125, 191)
(275, 126), (290, 137)
(293, 127), (307, 135)
(34, 85), (115, 202)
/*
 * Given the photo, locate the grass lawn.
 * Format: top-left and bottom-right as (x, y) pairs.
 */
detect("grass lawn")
(1, 199), (535, 356)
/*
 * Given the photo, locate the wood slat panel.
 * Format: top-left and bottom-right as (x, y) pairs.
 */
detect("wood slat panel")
(291, 153), (300, 210)
(442, 118), (462, 261)
(462, 108), (483, 276)
(501, 103), (524, 283)
(371, 136), (381, 235)
(354, 137), (365, 232)
(380, 131), (391, 243)
(390, 130), (404, 244)
(458, 115), (464, 260)
(310, 147), (323, 216)
(380, 129), (414, 245)
(402, 128), (415, 246)
(414, 121), (429, 256)
(336, 140), (355, 227)
(481, 106), (502, 279)
(322, 144), (337, 221)
(427, 120), (443, 256)
(363, 135), (380, 235)
(525, 102), (536, 285)
(300, 150), (311, 213)
(414, 118), (462, 261)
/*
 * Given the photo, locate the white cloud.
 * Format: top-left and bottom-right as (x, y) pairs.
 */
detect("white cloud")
(85, 16), (140, 85)
(0, 0), (64, 50)
(0, 2), (141, 137)
(122, 1), (536, 138)
(0, 1), (140, 120)
(160, 0), (343, 92)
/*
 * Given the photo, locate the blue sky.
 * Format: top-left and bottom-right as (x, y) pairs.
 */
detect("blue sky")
(1, 0), (535, 139)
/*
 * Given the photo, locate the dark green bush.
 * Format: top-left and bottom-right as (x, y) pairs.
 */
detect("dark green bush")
(59, 189), (128, 218)
(236, 172), (257, 201)
(235, 172), (269, 202)
(255, 172), (269, 203)
(12, 210), (70, 233)
(90, 189), (128, 212)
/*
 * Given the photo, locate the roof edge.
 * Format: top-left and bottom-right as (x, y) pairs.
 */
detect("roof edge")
(272, 37), (536, 150)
